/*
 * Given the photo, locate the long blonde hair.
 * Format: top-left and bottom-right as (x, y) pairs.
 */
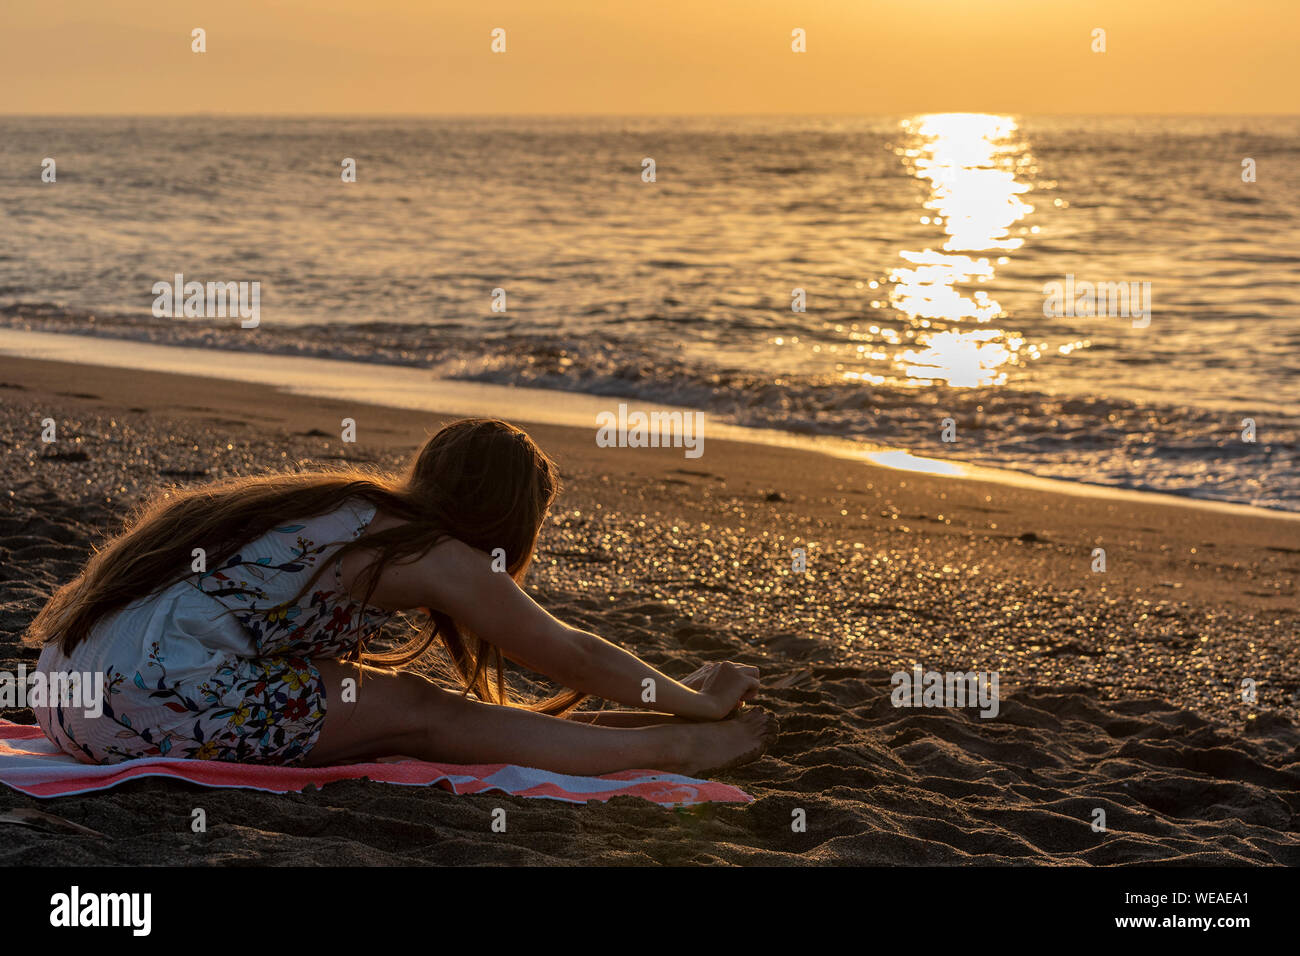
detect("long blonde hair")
(24, 418), (584, 715)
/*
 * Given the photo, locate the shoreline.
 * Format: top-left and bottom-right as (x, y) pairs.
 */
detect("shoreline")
(1, 329), (1294, 522)
(3, 350), (1297, 707)
(1, 351), (1298, 864)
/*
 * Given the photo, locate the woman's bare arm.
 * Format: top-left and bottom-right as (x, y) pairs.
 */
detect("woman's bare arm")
(348, 537), (746, 720)
(565, 710), (685, 726)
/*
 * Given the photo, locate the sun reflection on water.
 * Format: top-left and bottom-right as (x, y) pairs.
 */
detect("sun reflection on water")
(882, 113), (1036, 388)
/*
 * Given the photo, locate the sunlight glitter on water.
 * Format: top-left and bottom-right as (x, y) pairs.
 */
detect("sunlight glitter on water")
(885, 113), (1047, 389)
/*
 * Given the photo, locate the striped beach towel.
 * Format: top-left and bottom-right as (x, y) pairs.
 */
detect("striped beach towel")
(0, 719), (751, 806)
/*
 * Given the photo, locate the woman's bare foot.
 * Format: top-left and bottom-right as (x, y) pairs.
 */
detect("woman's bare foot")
(674, 706), (779, 775)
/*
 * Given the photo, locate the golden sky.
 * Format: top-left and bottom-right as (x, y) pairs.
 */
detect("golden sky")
(1, 0), (1295, 114)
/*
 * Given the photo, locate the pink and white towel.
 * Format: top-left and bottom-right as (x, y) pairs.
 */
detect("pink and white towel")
(0, 719), (750, 806)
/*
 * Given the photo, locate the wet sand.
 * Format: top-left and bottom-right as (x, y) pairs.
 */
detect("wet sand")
(1, 356), (1297, 865)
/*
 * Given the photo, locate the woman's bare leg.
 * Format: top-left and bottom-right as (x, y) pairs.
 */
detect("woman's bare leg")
(304, 660), (776, 775)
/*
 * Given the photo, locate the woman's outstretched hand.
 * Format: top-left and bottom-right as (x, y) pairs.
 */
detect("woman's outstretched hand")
(680, 661), (760, 720)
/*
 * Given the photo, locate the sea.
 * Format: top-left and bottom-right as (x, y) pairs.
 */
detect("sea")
(1, 114), (1297, 510)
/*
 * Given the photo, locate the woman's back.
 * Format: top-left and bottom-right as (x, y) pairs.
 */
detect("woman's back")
(35, 497), (391, 764)
(188, 496), (389, 658)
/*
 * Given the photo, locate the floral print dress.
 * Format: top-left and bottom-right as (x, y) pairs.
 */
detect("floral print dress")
(34, 498), (393, 765)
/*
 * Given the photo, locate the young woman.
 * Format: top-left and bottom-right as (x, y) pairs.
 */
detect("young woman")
(25, 418), (777, 776)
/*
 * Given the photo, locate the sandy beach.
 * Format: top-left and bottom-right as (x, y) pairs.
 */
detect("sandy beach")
(1, 355), (1297, 865)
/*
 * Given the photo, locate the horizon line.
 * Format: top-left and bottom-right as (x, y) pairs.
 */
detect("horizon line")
(3, 110), (1299, 119)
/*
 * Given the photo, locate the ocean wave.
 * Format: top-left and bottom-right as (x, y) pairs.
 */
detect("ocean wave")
(4, 309), (1296, 512)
